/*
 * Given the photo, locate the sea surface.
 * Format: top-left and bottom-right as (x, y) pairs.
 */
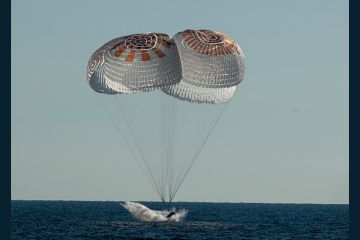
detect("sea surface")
(11, 201), (348, 240)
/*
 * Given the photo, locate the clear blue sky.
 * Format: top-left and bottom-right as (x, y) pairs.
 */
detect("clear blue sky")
(12, 0), (348, 203)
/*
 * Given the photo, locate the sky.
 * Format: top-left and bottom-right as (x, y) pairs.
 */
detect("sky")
(11, 0), (348, 204)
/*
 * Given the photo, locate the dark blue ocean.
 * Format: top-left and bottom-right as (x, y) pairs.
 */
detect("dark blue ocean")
(11, 201), (348, 240)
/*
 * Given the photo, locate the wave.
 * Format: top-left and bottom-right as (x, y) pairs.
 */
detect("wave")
(121, 201), (188, 222)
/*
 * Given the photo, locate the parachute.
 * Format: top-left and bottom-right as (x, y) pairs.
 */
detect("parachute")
(87, 33), (181, 94)
(87, 30), (245, 205)
(162, 29), (245, 103)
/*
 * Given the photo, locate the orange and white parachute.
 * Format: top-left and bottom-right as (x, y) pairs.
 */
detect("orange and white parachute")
(162, 29), (245, 103)
(87, 29), (245, 103)
(87, 29), (245, 204)
(87, 33), (182, 94)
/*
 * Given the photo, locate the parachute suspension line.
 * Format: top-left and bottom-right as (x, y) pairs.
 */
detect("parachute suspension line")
(111, 95), (166, 202)
(160, 96), (176, 204)
(160, 93), (176, 203)
(94, 95), (161, 199)
(171, 102), (230, 199)
(160, 94), (169, 203)
(163, 96), (177, 203)
(160, 102), (166, 202)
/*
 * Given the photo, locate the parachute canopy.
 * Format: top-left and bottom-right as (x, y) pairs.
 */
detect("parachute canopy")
(162, 29), (245, 104)
(87, 33), (182, 94)
(87, 29), (245, 103)
(87, 29), (245, 203)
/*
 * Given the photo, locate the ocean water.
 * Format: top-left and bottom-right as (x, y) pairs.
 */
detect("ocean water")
(11, 201), (348, 240)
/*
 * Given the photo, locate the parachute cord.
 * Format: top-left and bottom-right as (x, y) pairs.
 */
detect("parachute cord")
(171, 102), (229, 200)
(94, 95), (162, 198)
(160, 93), (177, 203)
(96, 95), (163, 199)
(165, 97), (176, 203)
(111, 96), (166, 201)
(160, 102), (165, 204)
(160, 94), (168, 203)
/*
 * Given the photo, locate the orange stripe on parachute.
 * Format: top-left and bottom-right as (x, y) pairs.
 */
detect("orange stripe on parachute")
(125, 50), (136, 62)
(152, 48), (165, 59)
(141, 51), (151, 61)
(114, 47), (126, 58)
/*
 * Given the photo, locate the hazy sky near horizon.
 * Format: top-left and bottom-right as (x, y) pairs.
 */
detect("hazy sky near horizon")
(12, 0), (348, 203)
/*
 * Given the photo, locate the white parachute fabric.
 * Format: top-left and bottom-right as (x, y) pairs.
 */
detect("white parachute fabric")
(121, 201), (187, 222)
(87, 37), (123, 94)
(162, 29), (245, 104)
(87, 33), (182, 94)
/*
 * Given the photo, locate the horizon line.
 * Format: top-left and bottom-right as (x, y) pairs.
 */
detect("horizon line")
(11, 199), (349, 205)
